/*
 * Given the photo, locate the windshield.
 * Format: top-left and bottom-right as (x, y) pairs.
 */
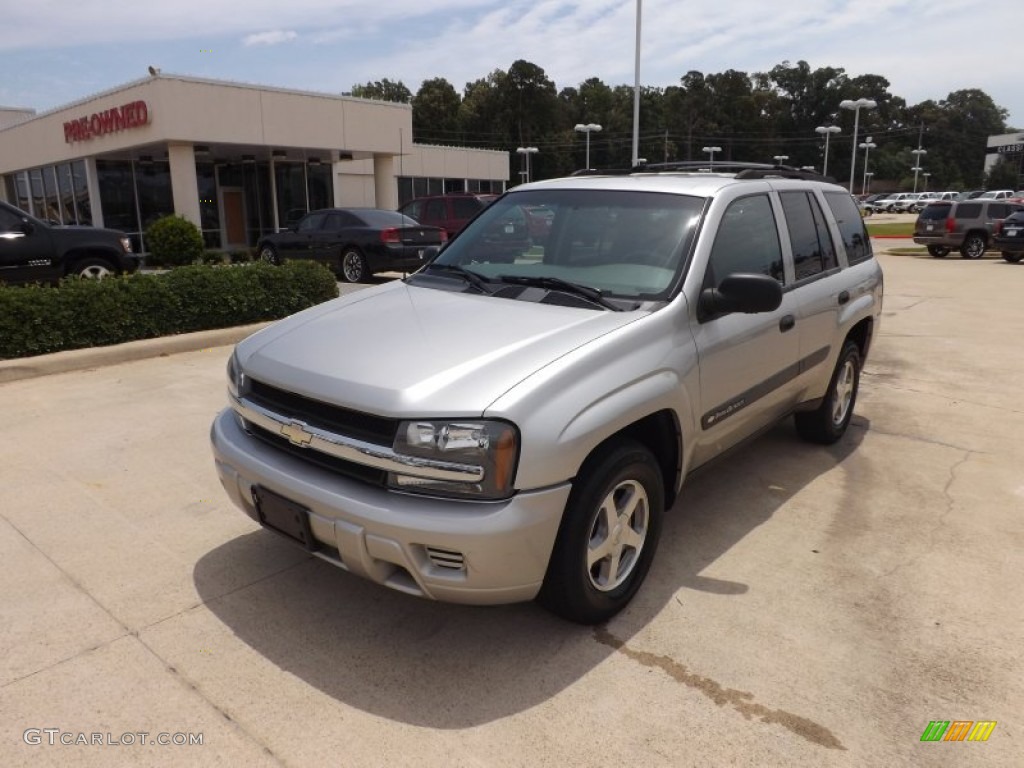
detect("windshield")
(428, 189), (705, 300)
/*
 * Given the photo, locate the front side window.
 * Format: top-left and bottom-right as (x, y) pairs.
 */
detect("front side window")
(706, 194), (783, 285)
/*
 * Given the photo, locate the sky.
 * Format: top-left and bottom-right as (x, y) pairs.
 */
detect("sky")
(2, 0), (1021, 132)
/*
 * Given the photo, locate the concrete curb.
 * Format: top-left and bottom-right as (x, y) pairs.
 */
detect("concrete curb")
(0, 322), (271, 384)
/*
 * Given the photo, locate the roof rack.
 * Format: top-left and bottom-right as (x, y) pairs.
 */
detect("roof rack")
(629, 160), (836, 183)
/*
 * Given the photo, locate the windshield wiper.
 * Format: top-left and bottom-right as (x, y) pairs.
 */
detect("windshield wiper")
(422, 263), (493, 294)
(496, 275), (623, 311)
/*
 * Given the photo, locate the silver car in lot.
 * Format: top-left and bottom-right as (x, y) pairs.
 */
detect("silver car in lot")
(211, 164), (883, 623)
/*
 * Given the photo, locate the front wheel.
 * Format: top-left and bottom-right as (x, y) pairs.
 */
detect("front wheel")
(927, 245), (950, 258)
(1002, 251), (1023, 263)
(795, 340), (862, 445)
(68, 257), (116, 279)
(340, 248), (369, 283)
(538, 440), (664, 624)
(960, 234), (986, 259)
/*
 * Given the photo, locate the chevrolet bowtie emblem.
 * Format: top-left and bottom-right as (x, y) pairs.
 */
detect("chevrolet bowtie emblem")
(280, 420), (314, 446)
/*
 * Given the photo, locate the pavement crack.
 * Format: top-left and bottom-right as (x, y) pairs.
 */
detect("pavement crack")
(593, 627), (846, 750)
(875, 450), (973, 581)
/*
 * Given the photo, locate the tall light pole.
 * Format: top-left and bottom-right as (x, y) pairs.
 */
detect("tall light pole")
(773, 154), (789, 166)
(911, 148), (927, 192)
(815, 125), (841, 176)
(840, 97), (877, 193)
(859, 136), (877, 195)
(923, 172), (931, 192)
(864, 172), (874, 194)
(516, 146), (538, 183)
(631, 0), (643, 166)
(702, 146), (722, 170)
(574, 123), (602, 170)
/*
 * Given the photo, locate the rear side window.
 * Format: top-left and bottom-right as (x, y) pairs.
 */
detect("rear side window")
(452, 197), (483, 218)
(956, 203), (981, 219)
(424, 199), (447, 221)
(780, 191), (837, 281)
(824, 191), (872, 265)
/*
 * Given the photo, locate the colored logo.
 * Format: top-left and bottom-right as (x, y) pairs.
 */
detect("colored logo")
(920, 721), (996, 742)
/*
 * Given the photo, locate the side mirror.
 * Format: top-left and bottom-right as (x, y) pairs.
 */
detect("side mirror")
(700, 273), (782, 316)
(17, 219), (34, 235)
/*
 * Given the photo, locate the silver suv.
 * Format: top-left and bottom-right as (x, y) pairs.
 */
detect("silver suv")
(211, 163), (883, 624)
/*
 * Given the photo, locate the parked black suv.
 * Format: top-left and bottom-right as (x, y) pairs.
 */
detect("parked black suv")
(992, 210), (1024, 263)
(0, 201), (139, 284)
(912, 199), (1024, 258)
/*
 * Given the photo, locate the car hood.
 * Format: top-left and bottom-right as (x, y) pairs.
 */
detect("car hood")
(237, 281), (645, 417)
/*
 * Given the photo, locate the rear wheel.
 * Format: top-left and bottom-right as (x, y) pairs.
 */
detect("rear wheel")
(960, 233), (986, 259)
(68, 257), (116, 279)
(340, 248), (368, 283)
(1003, 251), (1023, 263)
(927, 245), (950, 258)
(538, 440), (664, 624)
(795, 340), (862, 445)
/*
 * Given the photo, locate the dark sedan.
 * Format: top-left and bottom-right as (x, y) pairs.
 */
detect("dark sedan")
(256, 208), (447, 283)
(993, 211), (1024, 263)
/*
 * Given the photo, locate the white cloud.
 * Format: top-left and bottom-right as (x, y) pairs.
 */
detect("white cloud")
(243, 30), (298, 46)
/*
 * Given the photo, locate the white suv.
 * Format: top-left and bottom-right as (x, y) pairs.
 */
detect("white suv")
(211, 163), (884, 623)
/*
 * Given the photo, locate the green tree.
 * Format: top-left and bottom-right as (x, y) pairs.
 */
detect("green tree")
(412, 78), (462, 144)
(350, 79), (412, 103)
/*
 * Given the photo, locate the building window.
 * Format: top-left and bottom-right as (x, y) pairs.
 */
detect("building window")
(196, 162), (220, 248)
(136, 161), (174, 232)
(96, 159), (141, 249)
(275, 162), (307, 228)
(29, 168), (45, 219)
(71, 161), (91, 226)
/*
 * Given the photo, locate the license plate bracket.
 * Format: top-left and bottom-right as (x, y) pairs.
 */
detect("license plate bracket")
(253, 486), (319, 551)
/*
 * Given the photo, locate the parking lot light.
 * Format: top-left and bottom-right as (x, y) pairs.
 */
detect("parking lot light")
(574, 123), (602, 170)
(840, 97), (878, 193)
(702, 146), (722, 170)
(911, 149), (928, 193)
(815, 125), (841, 176)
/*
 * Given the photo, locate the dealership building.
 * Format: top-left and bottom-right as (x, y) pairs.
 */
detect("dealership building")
(984, 132), (1024, 186)
(0, 73), (509, 250)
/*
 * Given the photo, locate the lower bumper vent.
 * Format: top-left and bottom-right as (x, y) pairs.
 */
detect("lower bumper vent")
(425, 547), (466, 571)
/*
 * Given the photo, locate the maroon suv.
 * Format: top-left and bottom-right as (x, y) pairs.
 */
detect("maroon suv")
(398, 193), (497, 238)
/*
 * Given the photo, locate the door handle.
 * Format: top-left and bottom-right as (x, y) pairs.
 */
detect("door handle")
(779, 314), (796, 332)
(837, 290), (850, 305)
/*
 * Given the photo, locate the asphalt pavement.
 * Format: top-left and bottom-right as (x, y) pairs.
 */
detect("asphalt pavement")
(0, 248), (1021, 767)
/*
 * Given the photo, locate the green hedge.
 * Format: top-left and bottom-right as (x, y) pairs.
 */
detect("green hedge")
(0, 261), (339, 360)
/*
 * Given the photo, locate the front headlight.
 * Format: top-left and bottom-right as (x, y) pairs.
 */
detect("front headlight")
(389, 419), (519, 500)
(119, 236), (133, 253)
(226, 352), (245, 400)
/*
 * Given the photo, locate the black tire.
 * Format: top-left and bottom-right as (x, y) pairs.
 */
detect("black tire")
(257, 244), (279, 265)
(795, 340), (862, 445)
(68, 257), (116, 279)
(960, 233), (986, 259)
(340, 248), (369, 283)
(1002, 252), (1023, 263)
(927, 245), (950, 258)
(537, 440), (664, 624)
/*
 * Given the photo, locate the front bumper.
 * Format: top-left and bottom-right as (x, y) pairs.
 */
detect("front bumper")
(210, 409), (570, 605)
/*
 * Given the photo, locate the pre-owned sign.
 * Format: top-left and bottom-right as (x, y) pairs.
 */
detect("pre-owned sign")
(63, 101), (149, 143)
